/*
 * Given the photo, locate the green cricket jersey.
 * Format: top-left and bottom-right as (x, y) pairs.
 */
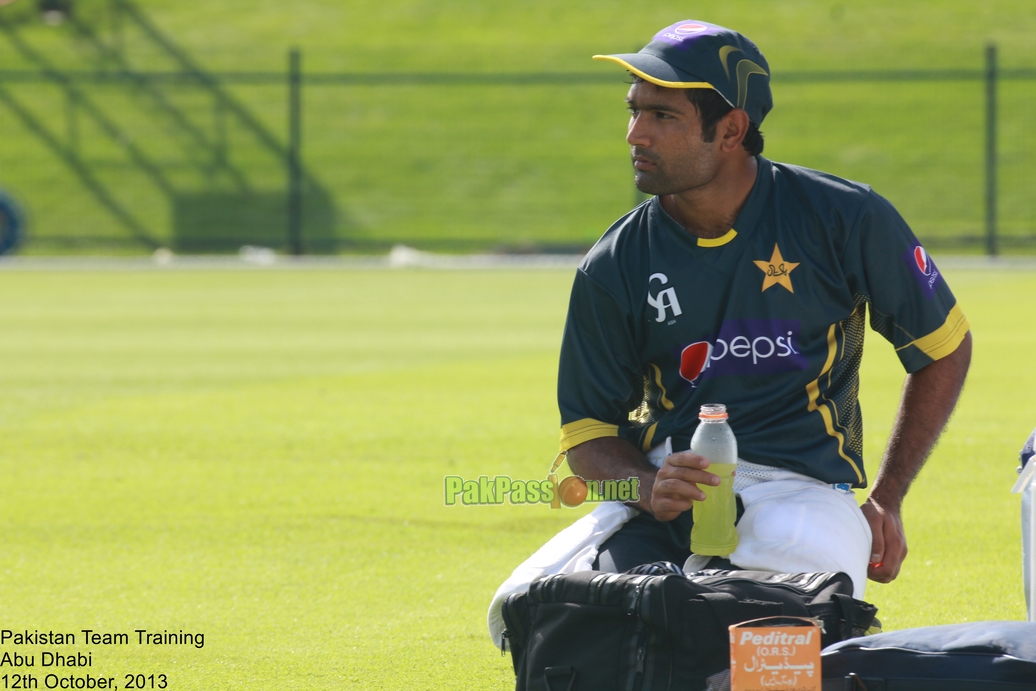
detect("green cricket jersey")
(558, 157), (969, 487)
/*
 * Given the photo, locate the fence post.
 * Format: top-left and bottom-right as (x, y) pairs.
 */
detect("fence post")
(985, 43), (998, 257)
(66, 90), (78, 153)
(288, 47), (303, 256)
(109, 0), (123, 63)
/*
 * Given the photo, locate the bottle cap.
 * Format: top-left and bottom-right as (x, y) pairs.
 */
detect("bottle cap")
(699, 403), (728, 420)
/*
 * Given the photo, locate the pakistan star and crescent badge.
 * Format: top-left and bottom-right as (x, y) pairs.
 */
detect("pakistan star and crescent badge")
(753, 243), (799, 293)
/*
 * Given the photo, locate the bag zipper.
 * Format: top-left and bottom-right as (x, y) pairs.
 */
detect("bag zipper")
(692, 574), (838, 601)
(628, 578), (646, 616)
(501, 595), (526, 652)
(628, 576), (657, 691)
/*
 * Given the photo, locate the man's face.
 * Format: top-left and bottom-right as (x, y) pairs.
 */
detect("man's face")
(625, 80), (721, 196)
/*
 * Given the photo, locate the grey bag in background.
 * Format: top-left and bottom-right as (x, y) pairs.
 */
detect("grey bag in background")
(1012, 426), (1036, 622)
(821, 621), (1036, 690)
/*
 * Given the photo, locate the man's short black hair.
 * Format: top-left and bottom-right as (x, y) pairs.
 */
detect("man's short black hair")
(632, 75), (765, 156)
(686, 88), (765, 156)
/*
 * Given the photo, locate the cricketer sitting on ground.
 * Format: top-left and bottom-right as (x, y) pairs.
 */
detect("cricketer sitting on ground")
(489, 18), (971, 648)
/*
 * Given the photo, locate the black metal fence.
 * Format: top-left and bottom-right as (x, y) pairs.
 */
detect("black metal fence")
(1, 2), (1034, 255)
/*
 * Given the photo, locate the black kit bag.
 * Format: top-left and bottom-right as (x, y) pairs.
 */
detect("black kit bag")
(821, 621), (1036, 691)
(501, 565), (878, 691)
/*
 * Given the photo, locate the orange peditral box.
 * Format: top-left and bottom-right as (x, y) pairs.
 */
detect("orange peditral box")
(729, 617), (821, 691)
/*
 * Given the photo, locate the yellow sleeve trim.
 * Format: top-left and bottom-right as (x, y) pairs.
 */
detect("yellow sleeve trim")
(697, 229), (738, 248)
(560, 418), (619, 452)
(592, 55), (716, 90)
(895, 303), (970, 361)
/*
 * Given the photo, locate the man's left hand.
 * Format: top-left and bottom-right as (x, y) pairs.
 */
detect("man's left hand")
(861, 496), (907, 583)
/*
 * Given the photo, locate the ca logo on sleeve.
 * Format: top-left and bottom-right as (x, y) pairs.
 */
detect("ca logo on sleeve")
(646, 273), (683, 323)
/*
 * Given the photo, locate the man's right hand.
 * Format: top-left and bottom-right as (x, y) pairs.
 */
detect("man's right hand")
(651, 451), (720, 522)
(566, 437), (720, 519)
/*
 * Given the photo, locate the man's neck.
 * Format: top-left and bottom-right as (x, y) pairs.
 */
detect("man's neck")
(659, 155), (759, 239)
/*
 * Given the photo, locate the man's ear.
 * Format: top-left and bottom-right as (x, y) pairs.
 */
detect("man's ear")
(718, 108), (751, 153)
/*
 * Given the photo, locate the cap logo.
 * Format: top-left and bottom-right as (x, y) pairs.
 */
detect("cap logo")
(719, 45), (742, 79)
(675, 23), (709, 35)
(736, 59), (768, 110)
(718, 45), (768, 112)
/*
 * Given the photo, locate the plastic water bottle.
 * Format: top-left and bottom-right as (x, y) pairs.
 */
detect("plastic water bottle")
(690, 403), (739, 556)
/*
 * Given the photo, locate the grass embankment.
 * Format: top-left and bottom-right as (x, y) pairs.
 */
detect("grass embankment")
(1, 1), (1035, 253)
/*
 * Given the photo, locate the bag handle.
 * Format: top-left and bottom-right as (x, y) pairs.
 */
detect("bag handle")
(695, 592), (783, 626)
(543, 666), (576, 691)
(829, 593), (878, 640)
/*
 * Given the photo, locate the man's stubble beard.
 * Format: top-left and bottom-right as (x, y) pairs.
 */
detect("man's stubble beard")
(633, 168), (660, 196)
(634, 169), (675, 196)
(631, 145), (719, 197)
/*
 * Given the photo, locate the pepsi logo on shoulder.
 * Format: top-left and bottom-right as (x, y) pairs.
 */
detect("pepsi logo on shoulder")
(903, 244), (941, 298)
(914, 246), (933, 276)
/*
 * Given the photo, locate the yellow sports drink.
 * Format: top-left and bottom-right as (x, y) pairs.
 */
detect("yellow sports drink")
(690, 403), (739, 556)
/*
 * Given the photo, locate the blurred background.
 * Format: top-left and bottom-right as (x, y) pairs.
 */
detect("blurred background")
(0, 0), (1035, 256)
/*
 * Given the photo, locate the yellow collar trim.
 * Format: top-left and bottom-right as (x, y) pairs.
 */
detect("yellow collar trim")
(697, 229), (738, 248)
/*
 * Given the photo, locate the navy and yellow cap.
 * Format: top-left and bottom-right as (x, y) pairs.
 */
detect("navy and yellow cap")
(593, 20), (773, 126)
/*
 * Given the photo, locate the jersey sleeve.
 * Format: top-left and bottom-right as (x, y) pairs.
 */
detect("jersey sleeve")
(557, 268), (641, 451)
(844, 190), (970, 373)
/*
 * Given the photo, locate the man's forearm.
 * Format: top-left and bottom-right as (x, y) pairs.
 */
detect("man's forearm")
(871, 331), (972, 507)
(565, 437), (659, 513)
(863, 330), (971, 583)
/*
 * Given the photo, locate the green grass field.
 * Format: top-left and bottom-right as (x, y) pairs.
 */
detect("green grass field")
(2, 1), (1036, 253)
(0, 262), (1032, 689)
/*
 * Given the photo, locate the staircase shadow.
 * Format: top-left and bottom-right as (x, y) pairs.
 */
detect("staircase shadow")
(0, 1), (345, 253)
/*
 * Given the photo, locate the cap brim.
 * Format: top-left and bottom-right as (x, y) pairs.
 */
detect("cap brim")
(592, 53), (716, 90)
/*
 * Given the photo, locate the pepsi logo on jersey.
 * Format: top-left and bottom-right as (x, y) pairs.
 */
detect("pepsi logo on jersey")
(678, 319), (809, 385)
